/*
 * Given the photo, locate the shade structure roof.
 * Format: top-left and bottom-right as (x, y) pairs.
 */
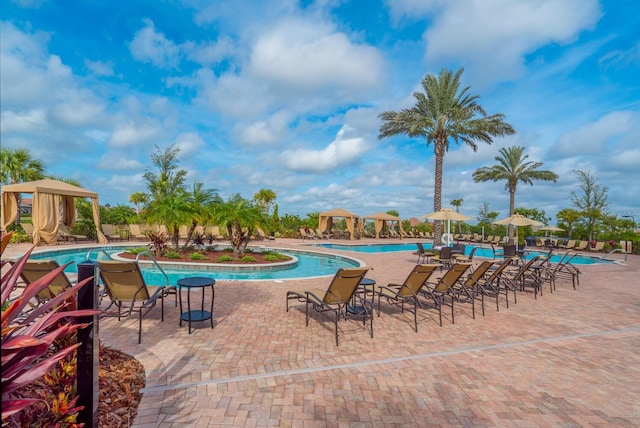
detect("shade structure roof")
(1, 179), (98, 198)
(320, 208), (359, 218)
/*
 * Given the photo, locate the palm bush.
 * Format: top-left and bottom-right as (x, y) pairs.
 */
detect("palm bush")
(1, 245), (100, 423)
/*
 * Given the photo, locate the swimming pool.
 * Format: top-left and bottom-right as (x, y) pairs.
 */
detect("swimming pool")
(312, 242), (611, 265)
(27, 245), (363, 282)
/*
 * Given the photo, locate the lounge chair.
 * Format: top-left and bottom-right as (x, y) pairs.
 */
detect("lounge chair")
(58, 223), (89, 243)
(315, 229), (330, 239)
(21, 259), (75, 305)
(574, 240), (589, 251)
(502, 256), (542, 300)
(420, 263), (470, 326)
(102, 224), (123, 242)
(99, 260), (177, 344)
(286, 268), (371, 345)
(298, 228), (316, 240)
(257, 227), (275, 240)
(127, 224), (148, 241)
(591, 241), (605, 252)
(21, 223), (34, 239)
(476, 259), (515, 311)
(451, 261), (495, 319)
(559, 239), (575, 249)
(364, 264), (440, 332)
(553, 252), (581, 289)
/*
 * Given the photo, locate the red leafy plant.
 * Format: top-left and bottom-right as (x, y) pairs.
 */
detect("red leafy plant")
(1, 245), (100, 424)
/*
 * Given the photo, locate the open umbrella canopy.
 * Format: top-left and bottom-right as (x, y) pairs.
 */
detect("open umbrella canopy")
(539, 225), (564, 232)
(493, 214), (543, 227)
(421, 208), (471, 246)
(421, 208), (472, 222)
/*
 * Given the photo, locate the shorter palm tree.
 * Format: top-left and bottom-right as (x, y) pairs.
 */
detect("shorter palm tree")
(473, 146), (558, 244)
(212, 195), (265, 257)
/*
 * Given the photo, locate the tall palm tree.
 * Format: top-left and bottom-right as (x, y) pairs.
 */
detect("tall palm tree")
(378, 68), (515, 245)
(472, 145), (559, 244)
(450, 198), (464, 235)
(129, 192), (148, 214)
(253, 189), (276, 215)
(556, 208), (581, 239)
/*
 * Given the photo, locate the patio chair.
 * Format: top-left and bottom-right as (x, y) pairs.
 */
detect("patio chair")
(429, 246), (453, 269)
(257, 228), (275, 240)
(363, 264), (439, 332)
(21, 259), (75, 306)
(559, 239), (576, 250)
(450, 261), (495, 319)
(453, 246), (477, 269)
(476, 258), (514, 311)
(58, 223), (89, 243)
(419, 263), (470, 326)
(285, 267), (370, 345)
(99, 260), (177, 344)
(414, 242), (435, 264)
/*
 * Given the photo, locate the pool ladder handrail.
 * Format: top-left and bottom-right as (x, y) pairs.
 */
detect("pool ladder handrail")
(135, 250), (170, 287)
(85, 248), (116, 261)
(598, 248), (628, 264)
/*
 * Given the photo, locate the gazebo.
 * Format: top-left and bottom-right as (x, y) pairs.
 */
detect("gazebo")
(1, 179), (107, 245)
(362, 212), (404, 239)
(318, 208), (360, 240)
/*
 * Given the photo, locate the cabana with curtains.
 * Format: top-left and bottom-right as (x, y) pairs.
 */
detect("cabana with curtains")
(318, 208), (360, 240)
(362, 212), (404, 239)
(1, 179), (107, 245)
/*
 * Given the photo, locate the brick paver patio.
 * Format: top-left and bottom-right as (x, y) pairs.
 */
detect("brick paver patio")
(5, 239), (639, 426)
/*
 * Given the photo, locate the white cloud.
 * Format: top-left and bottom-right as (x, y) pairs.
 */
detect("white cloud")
(129, 19), (180, 68)
(108, 121), (160, 147)
(250, 19), (384, 92)
(282, 125), (369, 172)
(234, 111), (290, 146)
(184, 36), (237, 65)
(406, 0), (602, 85)
(173, 132), (206, 156)
(84, 59), (115, 76)
(551, 111), (634, 158)
(0, 109), (47, 132)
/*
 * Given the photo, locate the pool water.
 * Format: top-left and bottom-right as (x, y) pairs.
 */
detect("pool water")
(28, 246), (362, 282)
(312, 242), (609, 265)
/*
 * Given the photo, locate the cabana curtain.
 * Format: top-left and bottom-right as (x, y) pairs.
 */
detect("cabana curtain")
(1, 179), (107, 245)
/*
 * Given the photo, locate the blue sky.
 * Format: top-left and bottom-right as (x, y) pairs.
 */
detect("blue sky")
(2, 0), (639, 223)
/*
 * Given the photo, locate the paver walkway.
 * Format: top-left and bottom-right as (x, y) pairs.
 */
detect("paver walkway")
(5, 239), (640, 426)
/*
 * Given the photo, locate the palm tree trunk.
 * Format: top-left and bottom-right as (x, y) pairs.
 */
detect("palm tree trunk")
(508, 187), (516, 245)
(433, 143), (445, 246)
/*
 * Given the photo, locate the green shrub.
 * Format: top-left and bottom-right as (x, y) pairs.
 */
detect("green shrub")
(241, 255), (257, 262)
(165, 251), (182, 259)
(189, 252), (206, 260)
(264, 254), (279, 261)
(125, 247), (148, 255)
(216, 255), (233, 262)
